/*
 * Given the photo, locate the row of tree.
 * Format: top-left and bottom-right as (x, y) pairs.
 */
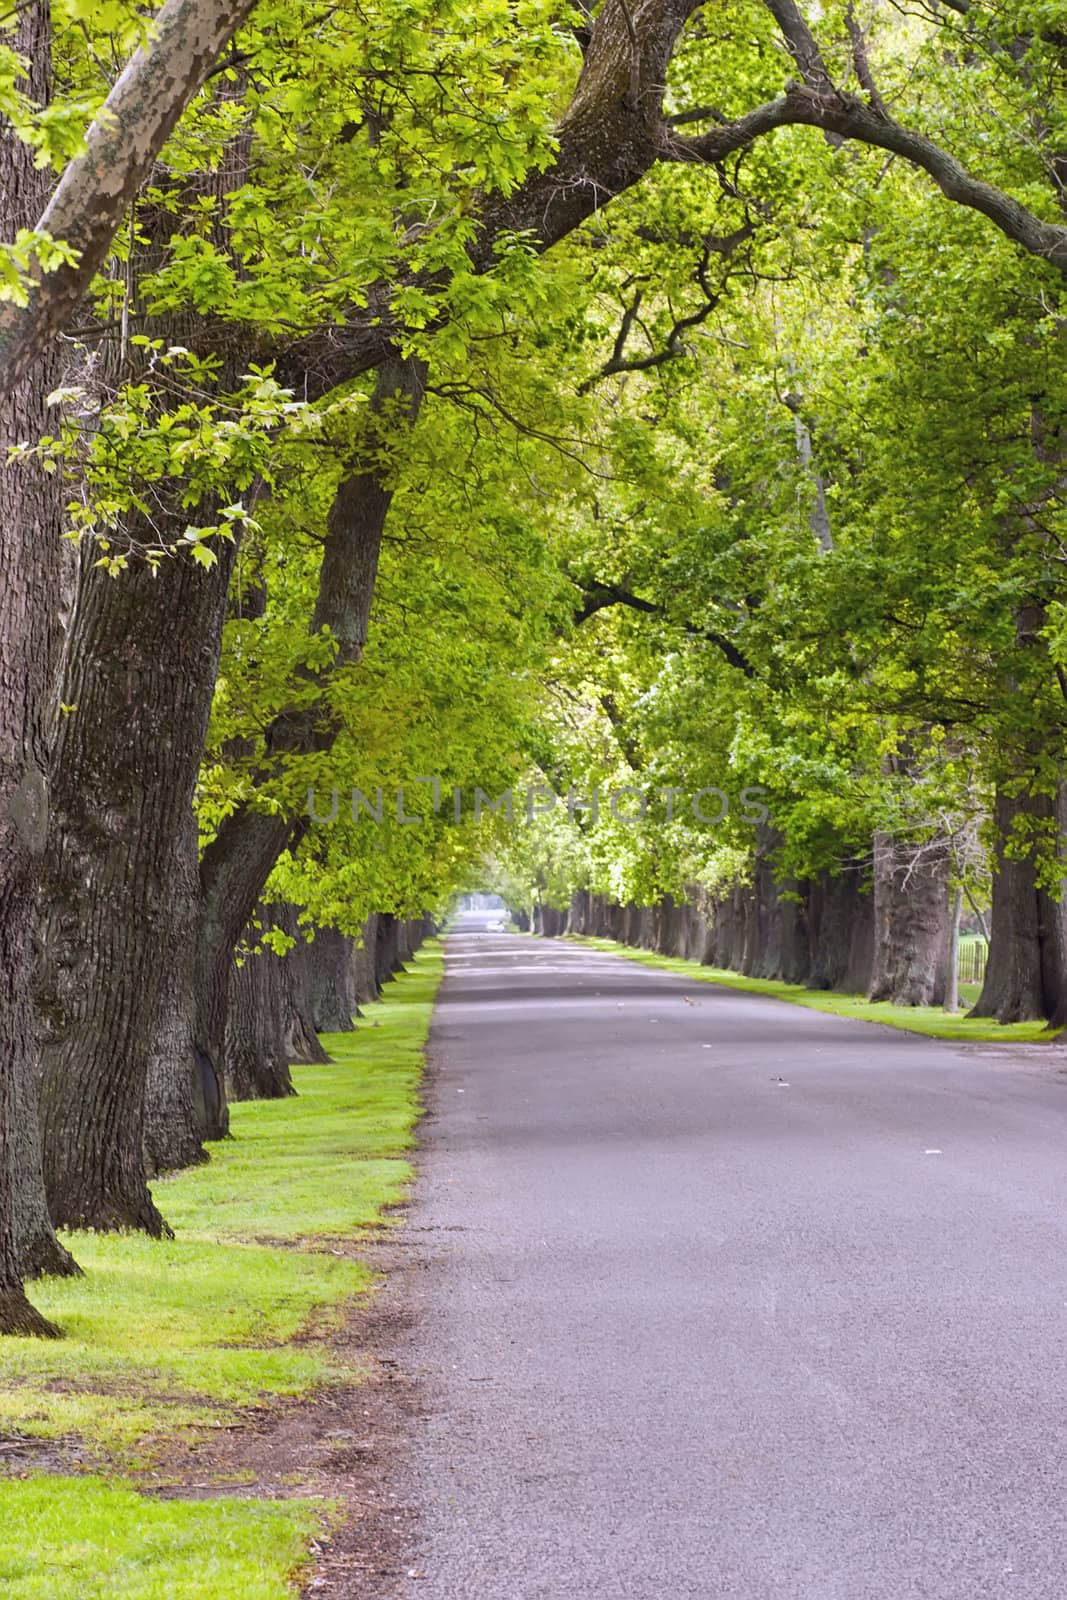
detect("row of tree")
(3, 0), (1067, 1334)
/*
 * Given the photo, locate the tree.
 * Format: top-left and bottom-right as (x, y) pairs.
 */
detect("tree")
(0, 0), (258, 1331)
(15, 0), (1067, 1320)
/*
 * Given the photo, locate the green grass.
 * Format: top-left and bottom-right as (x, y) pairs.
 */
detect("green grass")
(0, 945), (442, 1596)
(567, 936), (1059, 1044)
(0, 1478), (321, 1600)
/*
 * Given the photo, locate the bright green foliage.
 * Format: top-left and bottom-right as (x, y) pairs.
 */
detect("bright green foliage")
(479, 0), (1067, 924)
(23, 0), (1065, 936)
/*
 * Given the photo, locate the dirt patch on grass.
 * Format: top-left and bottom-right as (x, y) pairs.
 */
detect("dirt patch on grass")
(0, 1433), (76, 1475)
(0, 1237), (428, 1593)
(120, 1236), (427, 1597)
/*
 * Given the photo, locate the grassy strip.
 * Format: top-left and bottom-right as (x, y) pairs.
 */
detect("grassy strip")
(0, 944), (443, 1598)
(567, 936), (1059, 1044)
(0, 1479), (323, 1600)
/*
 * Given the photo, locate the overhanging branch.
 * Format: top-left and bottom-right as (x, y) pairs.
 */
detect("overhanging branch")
(0, 0), (258, 396)
(574, 579), (755, 677)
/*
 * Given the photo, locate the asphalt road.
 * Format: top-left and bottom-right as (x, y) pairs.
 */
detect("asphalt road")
(391, 913), (1067, 1599)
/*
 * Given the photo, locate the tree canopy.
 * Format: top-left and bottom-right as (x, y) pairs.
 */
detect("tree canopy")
(2, 0), (1067, 1331)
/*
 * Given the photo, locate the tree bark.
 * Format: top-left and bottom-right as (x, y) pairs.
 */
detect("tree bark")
(867, 832), (951, 1006)
(972, 784), (1067, 1024)
(352, 915), (380, 1006)
(307, 925), (357, 1033)
(225, 925), (295, 1101)
(37, 542), (236, 1234)
(802, 871), (871, 992)
(374, 913), (403, 984)
(195, 357), (423, 1095)
(38, 80), (262, 1186)
(944, 884), (962, 1013)
(143, 807), (211, 1175)
(270, 905), (330, 1065)
(0, 5), (77, 1327)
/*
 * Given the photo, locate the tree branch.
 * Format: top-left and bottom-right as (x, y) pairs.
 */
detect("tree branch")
(763, 0), (834, 91)
(0, 0), (257, 396)
(579, 223), (756, 394)
(844, 2), (889, 119)
(675, 86), (1067, 276)
(574, 579), (755, 676)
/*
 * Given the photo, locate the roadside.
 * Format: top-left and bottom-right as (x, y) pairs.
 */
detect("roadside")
(564, 934), (1062, 1046)
(0, 945), (442, 1600)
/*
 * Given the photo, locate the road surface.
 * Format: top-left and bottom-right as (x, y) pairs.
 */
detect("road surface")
(389, 914), (1067, 1599)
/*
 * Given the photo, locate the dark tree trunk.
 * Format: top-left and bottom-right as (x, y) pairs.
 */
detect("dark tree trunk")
(840, 882), (875, 995)
(867, 832), (951, 1006)
(534, 904), (567, 937)
(707, 885), (749, 972)
(307, 925), (357, 1032)
(14, 1045), (78, 1281)
(392, 918), (412, 968)
(805, 871), (871, 992)
(36, 543), (236, 1234)
(272, 906), (331, 1065)
(225, 933), (295, 1101)
(196, 810), (295, 1122)
(944, 884), (962, 1013)
(568, 891), (591, 936)
(0, 3), (76, 1326)
(973, 784), (1067, 1024)
(352, 915), (380, 1006)
(374, 913), (403, 983)
(144, 810), (211, 1174)
(32, 97), (257, 1228)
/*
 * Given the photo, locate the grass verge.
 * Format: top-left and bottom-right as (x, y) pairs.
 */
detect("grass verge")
(0, 943), (443, 1598)
(566, 936), (1060, 1044)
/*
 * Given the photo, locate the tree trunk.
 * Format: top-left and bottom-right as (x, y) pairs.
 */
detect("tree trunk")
(143, 808), (212, 1175)
(13, 1044), (78, 1280)
(972, 784), (1067, 1024)
(744, 828), (808, 981)
(194, 358), (423, 1101)
(270, 906), (331, 1065)
(225, 931), (295, 1101)
(352, 915), (380, 1006)
(867, 832), (951, 1006)
(805, 871), (870, 992)
(306, 925), (358, 1032)
(0, 3), (74, 1328)
(37, 543), (236, 1234)
(33, 76), (261, 1227)
(374, 913), (403, 983)
(395, 918), (415, 966)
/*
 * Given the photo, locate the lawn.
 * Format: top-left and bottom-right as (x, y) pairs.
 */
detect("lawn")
(566, 937), (1060, 1044)
(0, 944), (442, 1597)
